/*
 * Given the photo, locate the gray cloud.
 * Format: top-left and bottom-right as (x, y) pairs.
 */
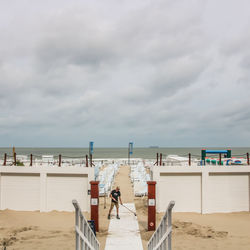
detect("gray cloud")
(0, 0), (250, 147)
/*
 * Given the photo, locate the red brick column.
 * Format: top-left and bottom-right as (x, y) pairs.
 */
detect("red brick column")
(90, 181), (99, 232)
(147, 181), (156, 231)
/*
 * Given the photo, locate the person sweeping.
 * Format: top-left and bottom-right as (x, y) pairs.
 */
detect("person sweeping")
(108, 186), (123, 219)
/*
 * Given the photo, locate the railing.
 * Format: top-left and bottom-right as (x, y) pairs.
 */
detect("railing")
(148, 201), (175, 250)
(72, 200), (100, 250)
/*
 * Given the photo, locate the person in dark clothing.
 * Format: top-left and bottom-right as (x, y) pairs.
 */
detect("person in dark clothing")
(108, 186), (123, 219)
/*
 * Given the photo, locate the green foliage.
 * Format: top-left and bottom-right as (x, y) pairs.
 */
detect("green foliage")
(16, 160), (24, 166)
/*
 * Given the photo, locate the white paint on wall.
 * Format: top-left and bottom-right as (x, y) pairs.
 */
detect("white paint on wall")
(0, 166), (94, 212)
(1, 174), (40, 211)
(47, 174), (88, 212)
(159, 174), (201, 212)
(40, 173), (47, 212)
(152, 166), (250, 213)
(207, 173), (249, 213)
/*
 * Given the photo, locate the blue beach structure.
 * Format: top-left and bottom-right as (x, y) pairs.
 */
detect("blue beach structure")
(201, 149), (231, 165)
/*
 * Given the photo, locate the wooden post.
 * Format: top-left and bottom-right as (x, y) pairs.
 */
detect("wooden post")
(201, 149), (206, 166)
(86, 155), (89, 167)
(147, 181), (156, 231)
(160, 153), (162, 166)
(128, 147), (130, 165)
(247, 153), (249, 165)
(30, 154), (33, 166)
(89, 141), (94, 167)
(90, 154), (93, 167)
(219, 153), (222, 166)
(3, 153), (7, 166)
(13, 146), (15, 164)
(59, 154), (61, 167)
(156, 153), (159, 166)
(14, 152), (16, 166)
(90, 181), (99, 232)
(188, 153), (191, 166)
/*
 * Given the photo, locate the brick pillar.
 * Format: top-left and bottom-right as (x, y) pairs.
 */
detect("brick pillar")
(147, 181), (156, 231)
(90, 181), (99, 232)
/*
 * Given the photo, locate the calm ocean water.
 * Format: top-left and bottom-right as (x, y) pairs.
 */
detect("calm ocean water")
(0, 147), (249, 159)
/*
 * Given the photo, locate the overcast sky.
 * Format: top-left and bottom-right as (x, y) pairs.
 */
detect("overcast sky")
(0, 0), (250, 147)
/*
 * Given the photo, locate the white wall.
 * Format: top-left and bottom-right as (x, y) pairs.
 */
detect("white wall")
(0, 166), (94, 212)
(207, 173), (249, 213)
(46, 174), (88, 212)
(152, 166), (250, 213)
(1, 173), (40, 211)
(158, 173), (201, 212)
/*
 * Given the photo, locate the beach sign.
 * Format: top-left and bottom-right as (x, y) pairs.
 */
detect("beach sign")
(129, 142), (133, 155)
(89, 141), (94, 155)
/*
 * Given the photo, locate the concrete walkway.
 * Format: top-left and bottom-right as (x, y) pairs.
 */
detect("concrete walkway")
(104, 203), (143, 250)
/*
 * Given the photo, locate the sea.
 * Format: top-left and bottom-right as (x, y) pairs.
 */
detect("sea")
(0, 147), (249, 159)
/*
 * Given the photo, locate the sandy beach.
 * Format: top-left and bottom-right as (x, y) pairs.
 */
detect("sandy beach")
(1, 165), (250, 250)
(135, 196), (250, 250)
(0, 210), (77, 250)
(99, 165), (250, 250)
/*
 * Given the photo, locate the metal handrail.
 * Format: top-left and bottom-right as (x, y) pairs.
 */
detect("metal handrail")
(148, 201), (175, 250)
(72, 200), (100, 250)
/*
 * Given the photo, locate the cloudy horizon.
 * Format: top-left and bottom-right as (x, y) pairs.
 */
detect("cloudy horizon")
(1, 0), (250, 147)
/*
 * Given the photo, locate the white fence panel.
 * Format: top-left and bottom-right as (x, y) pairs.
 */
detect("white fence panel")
(72, 199), (100, 250)
(148, 201), (175, 250)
